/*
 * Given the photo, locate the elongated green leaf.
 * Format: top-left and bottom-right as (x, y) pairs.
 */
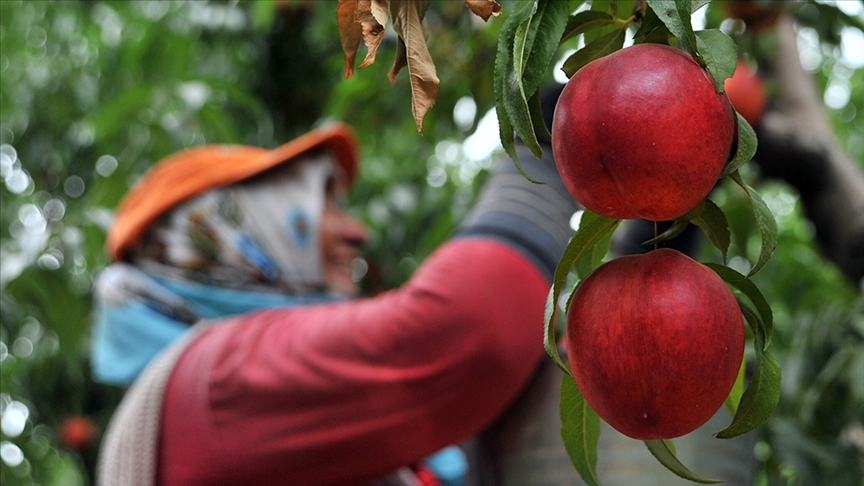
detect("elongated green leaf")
(641, 220), (689, 247)
(494, 0), (539, 180)
(728, 171), (778, 277)
(560, 373), (602, 486)
(716, 334), (781, 438)
(738, 300), (767, 350)
(691, 199), (730, 262)
(724, 355), (747, 416)
(521, 0), (569, 99)
(528, 88), (552, 143)
(507, 0), (542, 158)
(644, 439), (722, 484)
(647, 0), (700, 63)
(722, 112), (758, 177)
(544, 212), (621, 373)
(560, 10), (616, 45)
(574, 220), (616, 279)
(561, 26), (627, 78)
(704, 262), (774, 341)
(633, 4), (669, 43)
(694, 29), (738, 91)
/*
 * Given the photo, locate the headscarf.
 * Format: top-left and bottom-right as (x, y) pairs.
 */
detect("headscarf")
(93, 125), (358, 385)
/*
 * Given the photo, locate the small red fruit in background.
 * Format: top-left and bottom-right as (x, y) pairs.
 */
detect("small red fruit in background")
(721, 0), (782, 34)
(725, 61), (768, 127)
(59, 415), (98, 452)
(552, 43), (736, 222)
(565, 249), (744, 440)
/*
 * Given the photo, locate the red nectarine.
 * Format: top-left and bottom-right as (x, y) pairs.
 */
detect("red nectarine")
(552, 43), (736, 221)
(565, 249), (744, 440)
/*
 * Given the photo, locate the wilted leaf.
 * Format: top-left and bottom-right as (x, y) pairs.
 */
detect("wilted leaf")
(560, 374), (602, 486)
(337, 0), (363, 79)
(356, 0), (389, 68)
(463, 0), (502, 21)
(389, 0), (438, 134)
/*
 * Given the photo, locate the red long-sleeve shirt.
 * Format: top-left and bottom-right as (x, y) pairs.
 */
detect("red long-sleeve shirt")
(158, 239), (549, 485)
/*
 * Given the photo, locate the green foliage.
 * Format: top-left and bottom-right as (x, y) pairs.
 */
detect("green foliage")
(559, 372), (601, 486)
(1, 2), (499, 482)
(543, 211), (620, 374)
(503, 0), (861, 484)
(644, 439), (722, 484)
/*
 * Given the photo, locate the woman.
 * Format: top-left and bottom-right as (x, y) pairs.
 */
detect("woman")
(93, 122), (578, 485)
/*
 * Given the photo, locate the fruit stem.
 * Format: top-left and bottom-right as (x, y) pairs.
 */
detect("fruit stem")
(654, 221), (665, 250)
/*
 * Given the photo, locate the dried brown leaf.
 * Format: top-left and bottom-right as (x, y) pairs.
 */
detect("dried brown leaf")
(356, 0), (389, 68)
(388, 37), (407, 87)
(463, 0), (502, 21)
(389, 0), (438, 133)
(336, 0), (363, 79)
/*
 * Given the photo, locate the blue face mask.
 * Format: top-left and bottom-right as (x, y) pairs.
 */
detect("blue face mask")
(91, 265), (340, 386)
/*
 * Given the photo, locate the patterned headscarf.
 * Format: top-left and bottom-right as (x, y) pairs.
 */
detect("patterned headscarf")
(129, 153), (336, 295)
(92, 153), (341, 385)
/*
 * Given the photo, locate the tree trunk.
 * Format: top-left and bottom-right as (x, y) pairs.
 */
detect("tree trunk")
(754, 15), (864, 283)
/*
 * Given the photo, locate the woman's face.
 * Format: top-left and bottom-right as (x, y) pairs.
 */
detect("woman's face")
(319, 173), (367, 297)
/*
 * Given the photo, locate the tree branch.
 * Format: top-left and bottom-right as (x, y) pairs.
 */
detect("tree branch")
(752, 16), (864, 283)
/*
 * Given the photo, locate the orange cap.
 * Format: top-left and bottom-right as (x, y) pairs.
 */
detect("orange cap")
(106, 123), (359, 262)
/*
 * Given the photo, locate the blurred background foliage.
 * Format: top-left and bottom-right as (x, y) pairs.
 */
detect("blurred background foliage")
(0, 1), (861, 485)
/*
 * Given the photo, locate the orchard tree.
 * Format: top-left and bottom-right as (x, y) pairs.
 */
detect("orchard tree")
(1, 1), (862, 485)
(336, 0), (863, 483)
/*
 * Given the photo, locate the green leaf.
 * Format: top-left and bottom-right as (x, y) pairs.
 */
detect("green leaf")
(521, 0), (570, 99)
(561, 26), (627, 78)
(691, 199), (730, 262)
(716, 334), (781, 438)
(574, 219), (617, 279)
(560, 10), (616, 45)
(722, 112), (758, 177)
(728, 171), (778, 277)
(633, 5), (669, 43)
(704, 262), (774, 341)
(560, 373), (602, 486)
(738, 300), (768, 350)
(647, 0), (700, 63)
(498, 0), (569, 162)
(724, 355), (747, 416)
(694, 29), (738, 92)
(528, 88), (552, 144)
(508, 0), (543, 158)
(544, 212), (621, 373)
(641, 220), (689, 247)
(494, 0), (536, 178)
(644, 439), (722, 483)
(5, 267), (90, 360)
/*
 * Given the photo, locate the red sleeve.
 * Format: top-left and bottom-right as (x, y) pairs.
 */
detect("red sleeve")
(158, 239), (549, 486)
